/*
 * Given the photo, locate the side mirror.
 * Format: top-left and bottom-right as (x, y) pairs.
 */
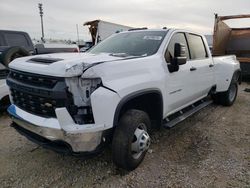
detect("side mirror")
(168, 43), (187, 72)
(174, 43), (187, 65)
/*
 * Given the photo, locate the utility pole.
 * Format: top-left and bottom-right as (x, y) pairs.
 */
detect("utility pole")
(38, 3), (45, 43)
(76, 24), (80, 45)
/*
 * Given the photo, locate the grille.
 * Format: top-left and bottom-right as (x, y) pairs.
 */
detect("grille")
(8, 70), (74, 118)
(10, 88), (67, 117)
(8, 70), (61, 88)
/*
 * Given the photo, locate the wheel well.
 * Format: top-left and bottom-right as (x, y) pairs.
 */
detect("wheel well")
(114, 90), (163, 128)
(208, 85), (217, 95)
(232, 69), (242, 84)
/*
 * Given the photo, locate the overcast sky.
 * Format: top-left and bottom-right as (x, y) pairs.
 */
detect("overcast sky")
(0, 0), (250, 41)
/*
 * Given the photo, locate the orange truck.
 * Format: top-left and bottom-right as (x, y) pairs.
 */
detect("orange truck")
(213, 14), (250, 77)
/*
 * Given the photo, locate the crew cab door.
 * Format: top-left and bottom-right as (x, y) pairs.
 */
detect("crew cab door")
(164, 32), (214, 115)
(184, 33), (214, 99)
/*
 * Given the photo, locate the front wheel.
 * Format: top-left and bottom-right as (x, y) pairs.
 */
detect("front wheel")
(112, 109), (151, 171)
(212, 82), (238, 106)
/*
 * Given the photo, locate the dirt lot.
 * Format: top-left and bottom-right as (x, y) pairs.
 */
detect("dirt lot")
(0, 83), (249, 188)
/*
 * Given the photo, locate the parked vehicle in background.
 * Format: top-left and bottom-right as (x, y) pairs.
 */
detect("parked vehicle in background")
(83, 20), (133, 48)
(7, 28), (240, 170)
(0, 30), (34, 67)
(0, 30), (79, 67)
(80, 41), (93, 52)
(213, 14), (250, 77)
(35, 43), (79, 54)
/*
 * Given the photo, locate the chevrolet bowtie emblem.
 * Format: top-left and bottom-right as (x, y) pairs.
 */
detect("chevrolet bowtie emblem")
(44, 103), (52, 107)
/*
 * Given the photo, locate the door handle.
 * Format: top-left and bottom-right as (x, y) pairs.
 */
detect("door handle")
(190, 67), (197, 71)
(209, 64), (214, 68)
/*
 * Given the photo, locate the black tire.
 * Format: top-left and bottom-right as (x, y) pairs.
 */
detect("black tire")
(212, 82), (238, 106)
(2, 46), (30, 67)
(112, 109), (151, 171)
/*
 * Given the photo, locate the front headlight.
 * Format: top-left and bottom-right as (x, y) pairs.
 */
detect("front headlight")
(79, 77), (102, 99)
(65, 75), (102, 107)
(65, 77), (102, 124)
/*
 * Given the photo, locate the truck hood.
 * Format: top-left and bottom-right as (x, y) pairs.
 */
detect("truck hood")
(9, 52), (126, 77)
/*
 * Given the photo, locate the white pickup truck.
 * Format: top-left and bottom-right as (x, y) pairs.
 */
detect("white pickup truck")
(7, 28), (241, 170)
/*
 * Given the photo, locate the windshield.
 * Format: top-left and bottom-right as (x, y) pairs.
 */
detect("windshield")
(89, 31), (167, 57)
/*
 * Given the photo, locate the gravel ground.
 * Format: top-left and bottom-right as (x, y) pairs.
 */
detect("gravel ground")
(0, 83), (250, 188)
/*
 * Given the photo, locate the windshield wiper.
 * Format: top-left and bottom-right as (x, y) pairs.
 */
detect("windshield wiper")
(109, 53), (130, 57)
(109, 53), (147, 58)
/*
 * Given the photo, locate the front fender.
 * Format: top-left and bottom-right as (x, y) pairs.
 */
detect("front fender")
(90, 87), (121, 129)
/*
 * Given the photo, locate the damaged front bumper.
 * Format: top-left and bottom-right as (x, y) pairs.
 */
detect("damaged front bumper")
(7, 104), (109, 154)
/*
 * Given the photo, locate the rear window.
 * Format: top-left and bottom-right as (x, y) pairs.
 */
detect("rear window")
(4, 33), (29, 47)
(187, 34), (207, 59)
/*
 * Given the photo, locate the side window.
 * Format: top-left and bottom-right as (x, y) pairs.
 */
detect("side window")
(4, 33), (29, 48)
(165, 33), (189, 63)
(186, 34), (207, 59)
